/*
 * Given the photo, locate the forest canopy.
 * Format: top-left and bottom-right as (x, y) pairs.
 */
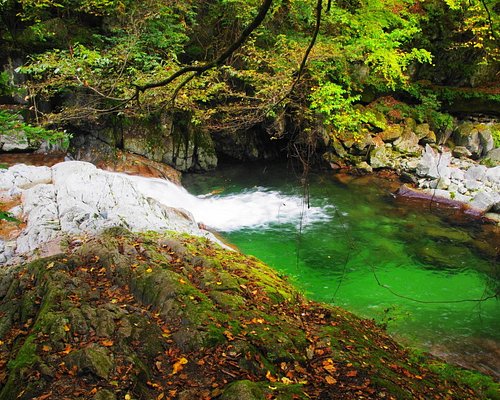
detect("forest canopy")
(0, 0), (498, 144)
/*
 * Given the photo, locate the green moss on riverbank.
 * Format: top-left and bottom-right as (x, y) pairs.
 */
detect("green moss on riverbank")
(0, 228), (497, 399)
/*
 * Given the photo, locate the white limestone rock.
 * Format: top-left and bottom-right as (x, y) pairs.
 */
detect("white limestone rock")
(416, 145), (451, 179)
(470, 190), (500, 213)
(0, 161), (225, 264)
(465, 165), (488, 182)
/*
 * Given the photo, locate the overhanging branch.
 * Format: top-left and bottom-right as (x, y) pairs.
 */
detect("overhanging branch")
(134, 0), (274, 96)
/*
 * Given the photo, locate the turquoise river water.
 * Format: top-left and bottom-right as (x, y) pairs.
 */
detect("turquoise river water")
(183, 162), (499, 379)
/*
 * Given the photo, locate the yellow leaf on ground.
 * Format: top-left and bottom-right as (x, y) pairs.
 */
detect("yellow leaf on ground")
(101, 340), (114, 347)
(172, 357), (188, 374)
(325, 376), (337, 385)
(63, 324), (70, 332)
(146, 267), (153, 273)
(42, 345), (52, 352)
(266, 370), (277, 382)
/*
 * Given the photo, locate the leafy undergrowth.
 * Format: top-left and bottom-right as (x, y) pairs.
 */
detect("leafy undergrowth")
(0, 228), (498, 400)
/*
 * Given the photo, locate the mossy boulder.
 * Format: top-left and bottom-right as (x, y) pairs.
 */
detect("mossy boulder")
(66, 344), (114, 379)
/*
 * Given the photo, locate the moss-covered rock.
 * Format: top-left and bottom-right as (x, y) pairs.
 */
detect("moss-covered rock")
(0, 229), (497, 399)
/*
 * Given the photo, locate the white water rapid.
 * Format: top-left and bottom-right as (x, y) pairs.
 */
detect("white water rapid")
(131, 175), (332, 231)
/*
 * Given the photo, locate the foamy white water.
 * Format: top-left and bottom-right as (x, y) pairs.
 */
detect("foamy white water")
(131, 175), (331, 231)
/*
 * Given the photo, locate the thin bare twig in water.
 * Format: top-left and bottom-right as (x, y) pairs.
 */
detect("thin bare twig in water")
(371, 265), (497, 303)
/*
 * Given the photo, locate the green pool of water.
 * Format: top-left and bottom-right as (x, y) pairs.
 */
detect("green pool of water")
(183, 162), (499, 378)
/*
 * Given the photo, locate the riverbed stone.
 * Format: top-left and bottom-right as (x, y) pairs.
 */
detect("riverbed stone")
(485, 166), (500, 184)
(0, 164), (52, 191)
(483, 148), (500, 166)
(415, 122), (437, 144)
(453, 122), (483, 158)
(479, 129), (494, 155)
(416, 145), (451, 179)
(379, 125), (403, 142)
(369, 146), (393, 169)
(464, 179), (481, 191)
(356, 161), (373, 173)
(0, 130), (33, 151)
(465, 165), (487, 182)
(452, 146), (472, 159)
(469, 190), (500, 212)
(449, 168), (465, 181)
(393, 130), (421, 154)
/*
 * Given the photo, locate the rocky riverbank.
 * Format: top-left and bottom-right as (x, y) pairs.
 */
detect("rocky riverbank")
(399, 145), (500, 222)
(0, 161), (220, 265)
(0, 229), (498, 400)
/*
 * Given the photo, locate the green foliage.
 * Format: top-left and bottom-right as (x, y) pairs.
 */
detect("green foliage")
(3, 0), (495, 156)
(0, 210), (19, 223)
(491, 125), (500, 148)
(0, 72), (13, 96)
(310, 83), (359, 131)
(0, 110), (71, 149)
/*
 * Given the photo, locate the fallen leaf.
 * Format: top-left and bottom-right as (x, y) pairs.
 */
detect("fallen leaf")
(101, 340), (114, 347)
(146, 267), (153, 273)
(46, 262), (54, 270)
(172, 357), (188, 374)
(281, 377), (293, 385)
(325, 376), (337, 385)
(42, 345), (52, 352)
(346, 370), (358, 377)
(63, 324), (70, 332)
(266, 370), (277, 382)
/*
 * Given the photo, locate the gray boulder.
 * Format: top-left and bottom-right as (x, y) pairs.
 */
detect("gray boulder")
(470, 190), (500, 213)
(369, 146), (393, 169)
(483, 148), (500, 166)
(393, 130), (421, 154)
(465, 165), (488, 182)
(479, 129), (494, 155)
(452, 146), (472, 159)
(453, 122), (482, 158)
